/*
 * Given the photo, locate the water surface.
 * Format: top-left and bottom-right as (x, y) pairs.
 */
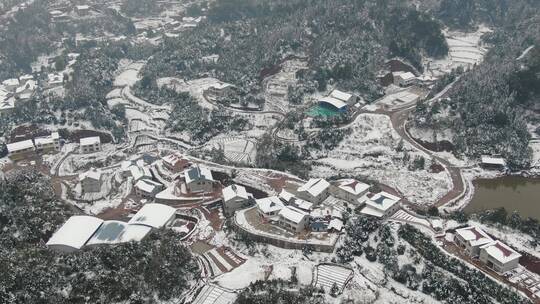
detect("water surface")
(465, 177), (540, 220)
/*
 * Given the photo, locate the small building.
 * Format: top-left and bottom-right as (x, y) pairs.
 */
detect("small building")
(85, 220), (152, 246)
(75, 4), (90, 16)
(291, 199), (313, 213)
(278, 206), (309, 233)
(15, 80), (36, 101)
(6, 139), (35, 160)
(79, 169), (102, 194)
(47, 73), (64, 88)
(454, 226), (493, 257)
(128, 203), (177, 229)
(331, 179), (370, 203)
(330, 89), (355, 105)
(393, 72), (416, 87)
(360, 191), (401, 218)
(222, 184), (250, 216)
(297, 178), (330, 205)
(162, 154), (190, 173)
(328, 218), (344, 232)
(135, 179), (163, 198)
(19, 74), (34, 85)
(278, 189), (296, 204)
(2, 78), (20, 92)
(130, 165), (152, 182)
(34, 132), (60, 153)
(318, 96), (348, 113)
(0, 93), (15, 115)
(207, 83), (235, 97)
(479, 240), (521, 273)
(79, 136), (101, 153)
(480, 156), (507, 170)
(185, 165), (215, 193)
(46, 216), (104, 252)
(256, 196), (284, 221)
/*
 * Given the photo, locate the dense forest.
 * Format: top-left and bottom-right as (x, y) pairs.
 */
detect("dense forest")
(138, 0), (448, 104)
(413, 0), (540, 168)
(0, 170), (199, 303)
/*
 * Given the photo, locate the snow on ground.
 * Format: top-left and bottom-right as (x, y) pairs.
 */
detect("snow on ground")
(157, 77), (224, 110)
(312, 114), (452, 206)
(114, 60), (145, 87)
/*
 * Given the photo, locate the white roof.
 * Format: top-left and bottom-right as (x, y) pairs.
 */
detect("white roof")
(298, 178), (330, 198)
(319, 96), (347, 109)
(365, 191), (400, 212)
(311, 207), (331, 218)
(46, 216), (103, 250)
(15, 80), (36, 93)
(128, 203), (176, 228)
(279, 206), (308, 224)
(294, 199), (313, 211)
(360, 205), (385, 218)
(256, 196), (284, 214)
(2, 78), (19, 87)
(130, 165), (152, 181)
(19, 74), (34, 81)
(76, 5), (90, 9)
(399, 72), (416, 80)
(185, 165), (214, 184)
(135, 179), (162, 193)
(278, 189), (296, 203)
(330, 89), (352, 102)
(79, 169), (101, 181)
(480, 240), (521, 264)
(7, 139), (34, 152)
(80, 136), (100, 146)
(162, 154), (186, 167)
(455, 226), (493, 247)
(481, 156), (506, 166)
(328, 218), (343, 231)
(86, 220), (151, 245)
(338, 179), (370, 195)
(223, 184), (248, 202)
(34, 132), (58, 146)
(48, 73), (64, 83)
(0, 98), (14, 110)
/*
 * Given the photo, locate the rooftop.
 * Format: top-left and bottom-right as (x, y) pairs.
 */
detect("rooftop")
(256, 196), (284, 214)
(338, 179), (370, 195)
(481, 156), (506, 166)
(330, 89), (353, 102)
(185, 165), (214, 184)
(279, 206), (308, 224)
(135, 179), (162, 193)
(7, 139), (34, 152)
(481, 240), (521, 264)
(319, 96), (348, 110)
(297, 178), (330, 198)
(222, 184), (249, 202)
(79, 168), (101, 181)
(128, 203), (176, 229)
(80, 136), (100, 146)
(46, 216), (103, 250)
(86, 220), (151, 245)
(455, 226), (493, 247)
(365, 191), (400, 212)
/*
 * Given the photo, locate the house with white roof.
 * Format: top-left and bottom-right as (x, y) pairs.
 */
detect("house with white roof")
(75, 4), (90, 16)
(19, 74), (34, 85)
(480, 155), (507, 170)
(2, 78), (20, 92)
(46, 216), (104, 252)
(222, 184), (251, 216)
(297, 178), (330, 205)
(479, 240), (521, 273)
(15, 79), (36, 101)
(292, 199), (314, 213)
(185, 165), (215, 193)
(256, 196), (284, 220)
(6, 139), (35, 160)
(318, 96), (348, 113)
(34, 132), (60, 153)
(128, 203), (177, 229)
(454, 226), (493, 256)
(162, 153), (190, 173)
(79, 136), (101, 153)
(130, 165), (152, 182)
(79, 168), (102, 194)
(135, 179), (163, 198)
(360, 191), (401, 218)
(0, 94), (15, 115)
(47, 73), (64, 88)
(85, 220), (152, 246)
(278, 189), (296, 204)
(393, 71), (416, 87)
(278, 206), (309, 233)
(330, 179), (370, 203)
(330, 89), (355, 105)
(328, 218), (344, 232)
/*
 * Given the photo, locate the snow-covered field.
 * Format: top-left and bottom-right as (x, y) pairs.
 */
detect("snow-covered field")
(312, 114), (452, 206)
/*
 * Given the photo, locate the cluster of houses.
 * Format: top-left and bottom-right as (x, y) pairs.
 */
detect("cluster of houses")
(46, 203), (177, 252)
(224, 177), (403, 235)
(6, 132), (60, 160)
(454, 226), (521, 273)
(318, 89), (359, 113)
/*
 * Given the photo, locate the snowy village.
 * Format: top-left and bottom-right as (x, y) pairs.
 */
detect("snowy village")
(0, 0), (539, 304)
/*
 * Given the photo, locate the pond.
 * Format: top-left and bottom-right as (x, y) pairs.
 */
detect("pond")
(464, 176), (540, 220)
